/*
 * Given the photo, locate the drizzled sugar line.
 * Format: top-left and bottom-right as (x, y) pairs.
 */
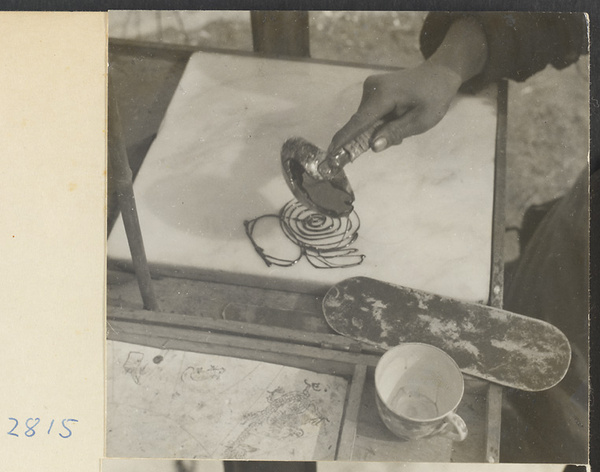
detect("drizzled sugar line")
(244, 200), (365, 269)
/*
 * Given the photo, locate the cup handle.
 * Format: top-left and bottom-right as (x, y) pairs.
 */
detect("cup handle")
(438, 412), (468, 441)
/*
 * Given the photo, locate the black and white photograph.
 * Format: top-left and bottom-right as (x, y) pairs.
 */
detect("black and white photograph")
(101, 459), (587, 472)
(105, 10), (590, 464)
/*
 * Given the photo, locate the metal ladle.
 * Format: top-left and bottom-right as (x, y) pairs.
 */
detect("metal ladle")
(281, 119), (384, 217)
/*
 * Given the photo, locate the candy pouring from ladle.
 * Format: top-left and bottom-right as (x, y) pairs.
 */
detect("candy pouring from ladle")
(281, 137), (354, 217)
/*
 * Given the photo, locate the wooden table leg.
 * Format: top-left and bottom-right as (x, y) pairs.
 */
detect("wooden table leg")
(485, 383), (503, 462)
(108, 75), (159, 311)
(250, 11), (310, 57)
(484, 79), (509, 462)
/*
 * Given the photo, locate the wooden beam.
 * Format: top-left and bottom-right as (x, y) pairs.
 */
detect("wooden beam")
(108, 76), (158, 311)
(336, 363), (368, 460)
(250, 11), (310, 57)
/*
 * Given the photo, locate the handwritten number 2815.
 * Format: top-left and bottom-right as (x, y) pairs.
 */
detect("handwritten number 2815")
(7, 418), (78, 438)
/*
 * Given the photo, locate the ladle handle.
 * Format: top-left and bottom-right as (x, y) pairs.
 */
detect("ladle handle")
(320, 118), (386, 178)
(342, 118), (387, 162)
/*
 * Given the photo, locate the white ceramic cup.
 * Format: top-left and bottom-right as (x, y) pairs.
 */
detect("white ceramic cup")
(374, 343), (468, 441)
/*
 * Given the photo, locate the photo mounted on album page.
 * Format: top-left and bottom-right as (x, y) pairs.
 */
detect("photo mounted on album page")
(1, 11), (106, 472)
(104, 9), (590, 466)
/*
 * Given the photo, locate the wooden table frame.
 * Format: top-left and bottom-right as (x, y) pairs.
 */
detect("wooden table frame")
(107, 37), (508, 463)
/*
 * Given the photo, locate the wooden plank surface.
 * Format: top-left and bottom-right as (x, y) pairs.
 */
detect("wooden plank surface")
(336, 364), (368, 460)
(107, 311), (491, 462)
(107, 270), (495, 462)
(106, 338), (350, 460)
(108, 317), (380, 375)
(109, 306), (377, 355)
(485, 384), (503, 462)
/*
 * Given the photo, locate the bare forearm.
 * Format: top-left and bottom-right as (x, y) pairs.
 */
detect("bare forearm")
(426, 16), (488, 84)
(329, 16), (490, 153)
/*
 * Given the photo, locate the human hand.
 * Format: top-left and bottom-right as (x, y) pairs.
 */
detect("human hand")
(328, 61), (463, 155)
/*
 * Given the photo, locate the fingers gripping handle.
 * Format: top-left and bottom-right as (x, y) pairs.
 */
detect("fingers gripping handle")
(438, 412), (468, 442)
(342, 118), (386, 161)
(318, 119), (386, 178)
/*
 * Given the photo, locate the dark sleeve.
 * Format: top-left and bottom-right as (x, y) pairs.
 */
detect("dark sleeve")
(420, 12), (588, 90)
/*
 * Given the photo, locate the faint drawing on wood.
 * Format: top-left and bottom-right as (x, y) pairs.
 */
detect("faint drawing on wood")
(106, 341), (348, 459)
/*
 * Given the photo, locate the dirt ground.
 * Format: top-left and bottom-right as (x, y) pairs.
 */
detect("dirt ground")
(109, 10), (590, 262)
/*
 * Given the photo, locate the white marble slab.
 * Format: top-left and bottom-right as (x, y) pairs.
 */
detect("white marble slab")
(107, 51), (498, 302)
